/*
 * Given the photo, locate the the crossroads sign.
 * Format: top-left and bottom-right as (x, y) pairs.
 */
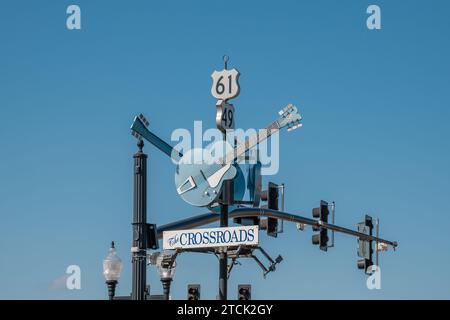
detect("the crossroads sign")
(163, 225), (259, 250)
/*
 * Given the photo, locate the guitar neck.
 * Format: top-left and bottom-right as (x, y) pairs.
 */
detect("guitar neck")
(224, 121), (280, 164)
(131, 118), (183, 163)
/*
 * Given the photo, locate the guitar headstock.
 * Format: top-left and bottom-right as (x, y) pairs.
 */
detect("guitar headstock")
(131, 113), (149, 139)
(277, 104), (302, 132)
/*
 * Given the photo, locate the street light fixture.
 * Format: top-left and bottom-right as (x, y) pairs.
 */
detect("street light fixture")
(155, 250), (177, 300)
(103, 241), (123, 300)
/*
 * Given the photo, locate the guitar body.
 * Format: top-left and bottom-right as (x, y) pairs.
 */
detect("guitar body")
(175, 146), (237, 207)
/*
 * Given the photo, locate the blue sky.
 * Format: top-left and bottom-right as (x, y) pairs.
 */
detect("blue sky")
(0, 0), (449, 299)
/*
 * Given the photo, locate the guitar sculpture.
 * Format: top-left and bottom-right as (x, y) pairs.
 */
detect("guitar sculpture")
(131, 104), (302, 207)
(174, 104), (302, 207)
(130, 114), (247, 208)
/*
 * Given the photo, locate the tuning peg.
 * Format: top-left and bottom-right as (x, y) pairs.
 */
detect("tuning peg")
(280, 105), (291, 116)
(139, 114), (149, 127)
(289, 123), (303, 131)
(286, 120), (302, 132)
(289, 105), (298, 114)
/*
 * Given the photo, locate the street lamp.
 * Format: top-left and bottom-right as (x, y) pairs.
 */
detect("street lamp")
(103, 241), (123, 300)
(155, 250), (177, 300)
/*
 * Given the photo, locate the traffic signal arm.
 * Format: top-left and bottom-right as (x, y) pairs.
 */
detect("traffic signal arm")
(323, 220), (397, 248)
(156, 208), (398, 249)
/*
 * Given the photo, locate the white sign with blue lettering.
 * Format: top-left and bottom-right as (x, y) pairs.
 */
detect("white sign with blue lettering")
(163, 225), (259, 250)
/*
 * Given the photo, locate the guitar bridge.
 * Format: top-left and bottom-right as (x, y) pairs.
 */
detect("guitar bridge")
(177, 176), (196, 195)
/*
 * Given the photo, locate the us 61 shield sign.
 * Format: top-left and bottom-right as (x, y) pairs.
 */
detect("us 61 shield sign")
(211, 68), (240, 101)
(163, 225), (259, 250)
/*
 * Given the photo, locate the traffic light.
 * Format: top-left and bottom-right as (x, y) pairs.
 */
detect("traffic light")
(312, 200), (329, 251)
(260, 182), (280, 238)
(234, 216), (260, 226)
(187, 284), (200, 300)
(146, 223), (159, 250)
(237, 284), (251, 300)
(357, 215), (374, 274)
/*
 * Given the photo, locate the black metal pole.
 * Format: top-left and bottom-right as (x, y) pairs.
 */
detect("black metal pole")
(132, 139), (147, 300)
(218, 122), (232, 301)
(219, 200), (228, 300)
(219, 174), (233, 300)
(217, 57), (235, 300)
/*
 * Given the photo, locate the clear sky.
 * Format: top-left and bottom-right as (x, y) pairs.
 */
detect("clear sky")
(1, 0), (449, 299)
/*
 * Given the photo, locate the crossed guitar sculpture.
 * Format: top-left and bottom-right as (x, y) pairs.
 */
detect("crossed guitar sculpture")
(131, 104), (302, 208)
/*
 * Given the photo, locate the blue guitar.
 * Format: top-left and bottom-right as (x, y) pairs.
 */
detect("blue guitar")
(130, 114), (247, 206)
(174, 104), (302, 207)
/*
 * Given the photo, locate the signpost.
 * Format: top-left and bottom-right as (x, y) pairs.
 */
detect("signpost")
(163, 225), (259, 250)
(211, 55), (240, 300)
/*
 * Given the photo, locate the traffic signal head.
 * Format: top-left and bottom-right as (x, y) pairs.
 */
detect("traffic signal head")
(312, 200), (329, 219)
(357, 215), (374, 274)
(267, 218), (278, 238)
(234, 216), (260, 226)
(187, 284), (200, 300)
(311, 200), (329, 251)
(237, 284), (251, 300)
(267, 182), (279, 237)
(267, 182), (279, 210)
(357, 259), (369, 270)
(260, 182), (280, 237)
(146, 224), (159, 250)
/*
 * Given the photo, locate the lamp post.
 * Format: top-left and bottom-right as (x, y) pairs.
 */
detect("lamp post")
(160, 277), (172, 301)
(103, 241), (123, 300)
(132, 138), (148, 300)
(156, 251), (177, 300)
